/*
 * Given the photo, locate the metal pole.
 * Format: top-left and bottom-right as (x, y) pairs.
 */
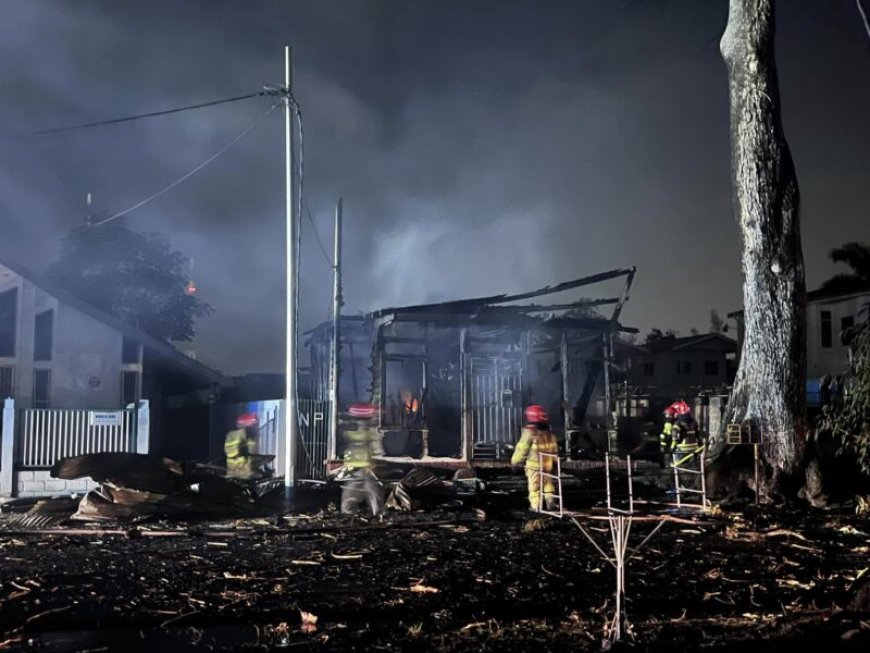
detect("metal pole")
(602, 333), (613, 452)
(605, 451), (612, 511)
(328, 198), (343, 461)
(560, 329), (570, 439)
(627, 454), (634, 514)
(700, 448), (707, 509)
(283, 45), (298, 497)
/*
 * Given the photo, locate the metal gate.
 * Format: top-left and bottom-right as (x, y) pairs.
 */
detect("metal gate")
(298, 400), (330, 480)
(468, 355), (523, 458)
(17, 407), (137, 468)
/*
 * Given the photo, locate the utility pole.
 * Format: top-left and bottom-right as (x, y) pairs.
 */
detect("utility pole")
(283, 45), (298, 498)
(328, 198), (343, 460)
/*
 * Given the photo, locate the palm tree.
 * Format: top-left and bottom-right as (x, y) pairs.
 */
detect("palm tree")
(821, 242), (870, 293)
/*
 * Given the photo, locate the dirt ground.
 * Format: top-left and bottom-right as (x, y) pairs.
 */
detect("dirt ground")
(0, 485), (868, 652)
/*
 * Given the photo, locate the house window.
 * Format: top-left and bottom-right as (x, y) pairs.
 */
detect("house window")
(33, 310), (53, 361)
(643, 362), (655, 376)
(33, 369), (50, 409)
(0, 365), (13, 398)
(0, 287), (17, 357)
(821, 310), (832, 348)
(121, 370), (139, 406)
(122, 337), (140, 364)
(704, 360), (719, 376)
(677, 360), (692, 375)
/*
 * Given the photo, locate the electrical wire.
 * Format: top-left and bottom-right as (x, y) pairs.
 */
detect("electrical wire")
(858, 0), (870, 43)
(9, 91), (270, 138)
(306, 206), (333, 267)
(287, 93), (318, 471)
(65, 99), (282, 237)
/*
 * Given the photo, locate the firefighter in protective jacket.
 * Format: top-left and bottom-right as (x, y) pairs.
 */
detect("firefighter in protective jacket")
(225, 413), (259, 479)
(339, 403), (384, 516)
(660, 406), (677, 455)
(511, 405), (560, 511)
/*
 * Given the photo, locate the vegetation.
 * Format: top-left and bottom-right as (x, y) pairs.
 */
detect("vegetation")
(819, 313), (870, 475)
(47, 224), (213, 342)
(820, 242), (870, 294)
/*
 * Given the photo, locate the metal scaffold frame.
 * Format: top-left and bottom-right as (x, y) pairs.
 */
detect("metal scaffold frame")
(535, 449), (710, 645)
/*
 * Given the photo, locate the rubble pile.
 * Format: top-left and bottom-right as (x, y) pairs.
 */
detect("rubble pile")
(50, 452), (283, 521)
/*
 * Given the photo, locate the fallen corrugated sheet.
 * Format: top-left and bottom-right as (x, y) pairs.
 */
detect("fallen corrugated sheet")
(384, 468), (456, 511)
(48, 453), (283, 521)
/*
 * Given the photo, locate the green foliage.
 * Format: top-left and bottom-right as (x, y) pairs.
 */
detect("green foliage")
(820, 241), (870, 294)
(47, 224), (213, 342)
(819, 318), (870, 475)
(644, 327), (678, 344)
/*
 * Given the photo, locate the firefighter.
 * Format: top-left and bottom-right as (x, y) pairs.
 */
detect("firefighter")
(660, 406), (677, 458)
(338, 403), (384, 516)
(511, 405), (560, 511)
(672, 409), (702, 456)
(225, 413), (258, 479)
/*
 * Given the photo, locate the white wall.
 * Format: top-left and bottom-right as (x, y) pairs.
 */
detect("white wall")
(807, 291), (870, 379)
(16, 470), (96, 498)
(52, 303), (124, 408)
(0, 265), (132, 409)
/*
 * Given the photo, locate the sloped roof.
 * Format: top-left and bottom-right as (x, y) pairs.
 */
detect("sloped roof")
(729, 284), (870, 319)
(806, 284), (870, 302)
(366, 268), (639, 333)
(0, 253), (228, 386)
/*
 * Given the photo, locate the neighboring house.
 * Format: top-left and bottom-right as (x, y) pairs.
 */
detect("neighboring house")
(805, 286), (870, 380)
(727, 285), (870, 406)
(0, 257), (229, 460)
(618, 333), (737, 399)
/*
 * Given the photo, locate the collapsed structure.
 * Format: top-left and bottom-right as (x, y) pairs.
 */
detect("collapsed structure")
(305, 268), (637, 469)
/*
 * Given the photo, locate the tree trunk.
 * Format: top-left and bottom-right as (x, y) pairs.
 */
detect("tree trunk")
(715, 0), (807, 492)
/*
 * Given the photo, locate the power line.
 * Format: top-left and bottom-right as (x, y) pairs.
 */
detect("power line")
(306, 207), (333, 267)
(65, 99), (282, 237)
(858, 0), (870, 44)
(10, 91), (273, 138)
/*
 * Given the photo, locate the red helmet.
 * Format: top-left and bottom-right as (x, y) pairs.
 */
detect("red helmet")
(348, 403), (376, 419)
(663, 407), (677, 419)
(525, 405), (549, 424)
(668, 401), (692, 417)
(236, 413), (258, 428)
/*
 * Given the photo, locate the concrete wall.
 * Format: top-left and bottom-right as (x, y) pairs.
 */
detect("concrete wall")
(807, 291), (870, 379)
(16, 470), (97, 498)
(52, 302), (124, 408)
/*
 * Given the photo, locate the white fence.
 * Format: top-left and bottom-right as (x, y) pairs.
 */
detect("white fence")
(258, 404), (280, 457)
(17, 408), (137, 468)
(298, 399), (330, 480)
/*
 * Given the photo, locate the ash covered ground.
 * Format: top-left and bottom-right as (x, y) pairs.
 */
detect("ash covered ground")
(0, 484), (868, 652)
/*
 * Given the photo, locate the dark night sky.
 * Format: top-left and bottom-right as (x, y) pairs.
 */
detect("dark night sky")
(1, 1), (868, 374)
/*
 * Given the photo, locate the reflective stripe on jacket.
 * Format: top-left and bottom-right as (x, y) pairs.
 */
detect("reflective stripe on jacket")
(511, 427), (559, 471)
(225, 428), (248, 459)
(660, 422), (673, 451)
(344, 428), (374, 469)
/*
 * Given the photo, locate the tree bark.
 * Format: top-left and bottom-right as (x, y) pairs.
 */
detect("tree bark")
(716, 0), (807, 490)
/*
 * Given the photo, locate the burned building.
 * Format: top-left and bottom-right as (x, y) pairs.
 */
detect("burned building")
(306, 268), (637, 468)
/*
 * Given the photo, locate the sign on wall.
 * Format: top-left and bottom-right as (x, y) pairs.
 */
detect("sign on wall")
(89, 411), (123, 427)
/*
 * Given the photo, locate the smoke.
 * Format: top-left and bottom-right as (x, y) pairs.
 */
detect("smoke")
(0, 1), (868, 375)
